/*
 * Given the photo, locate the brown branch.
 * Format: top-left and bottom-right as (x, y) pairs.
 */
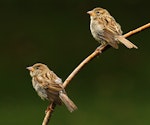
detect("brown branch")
(63, 45), (106, 88)
(123, 23), (150, 38)
(42, 22), (150, 125)
(63, 22), (150, 88)
(42, 103), (56, 125)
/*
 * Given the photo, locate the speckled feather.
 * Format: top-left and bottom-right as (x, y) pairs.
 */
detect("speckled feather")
(88, 7), (138, 49)
(32, 70), (63, 104)
(27, 63), (77, 112)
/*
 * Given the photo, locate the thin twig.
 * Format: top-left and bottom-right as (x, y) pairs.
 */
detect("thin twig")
(42, 23), (150, 125)
(63, 45), (106, 88)
(63, 23), (150, 88)
(42, 103), (56, 125)
(123, 23), (150, 38)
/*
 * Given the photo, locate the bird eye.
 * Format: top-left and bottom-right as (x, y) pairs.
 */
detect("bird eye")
(35, 66), (40, 70)
(96, 11), (100, 14)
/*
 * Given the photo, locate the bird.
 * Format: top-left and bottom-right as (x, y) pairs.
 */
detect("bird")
(87, 7), (138, 49)
(26, 63), (77, 112)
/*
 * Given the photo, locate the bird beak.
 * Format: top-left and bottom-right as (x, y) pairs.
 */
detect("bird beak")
(87, 10), (93, 16)
(26, 66), (34, 72)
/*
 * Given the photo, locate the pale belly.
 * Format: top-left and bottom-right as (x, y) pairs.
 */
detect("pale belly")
(90, 19), (104, 42)
(32, 80), (48, 100)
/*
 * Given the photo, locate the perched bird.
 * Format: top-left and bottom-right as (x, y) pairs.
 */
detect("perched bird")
(87, 7), (138, 49)
(26, 63), (77, 112)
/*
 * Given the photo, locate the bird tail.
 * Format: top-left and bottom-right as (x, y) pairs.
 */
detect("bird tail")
(116, 36), (138, 49)
(59, 91), (77, 112)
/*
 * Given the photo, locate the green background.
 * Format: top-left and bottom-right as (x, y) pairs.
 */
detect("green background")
(0, 0), (150, 125)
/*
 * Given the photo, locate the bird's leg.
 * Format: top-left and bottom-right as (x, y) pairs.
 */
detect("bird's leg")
(96, 44), (107, 53)
(45, 102), (55, 114)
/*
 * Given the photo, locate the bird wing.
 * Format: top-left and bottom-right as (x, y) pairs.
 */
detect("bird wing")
(101, 29), (119, 49)
(99, 15), (122, 49)
(43, 79), (64, 104)
(43, 79), (63, 94)
(103, 15), (122, 35)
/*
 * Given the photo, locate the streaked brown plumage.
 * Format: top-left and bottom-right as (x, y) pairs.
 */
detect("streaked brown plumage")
(27, 63), (77, 112)
(87, 7), (138, 49)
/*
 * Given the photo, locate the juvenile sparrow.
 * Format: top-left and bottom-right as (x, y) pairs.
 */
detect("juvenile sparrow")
(87, 7), (138, 49)
(26, 63), (77, 112)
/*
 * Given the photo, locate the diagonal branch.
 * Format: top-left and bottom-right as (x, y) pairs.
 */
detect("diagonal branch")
(42, 103), (56, 125)
(42, 22), (150, 125)
(124, 23), (150, 38)
(63, 22), (150, 88)
(63, 45), (106, 88)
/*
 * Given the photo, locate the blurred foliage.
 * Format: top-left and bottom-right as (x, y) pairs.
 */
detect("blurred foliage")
(0, 0), (150, 125)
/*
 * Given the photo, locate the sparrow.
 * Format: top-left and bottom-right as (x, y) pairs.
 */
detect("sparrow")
(26, 63), (77, 112)
(87, 7), (138, 49)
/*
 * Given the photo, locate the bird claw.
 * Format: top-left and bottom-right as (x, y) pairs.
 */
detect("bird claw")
(96, 46), (102, 53)
(45, 105), (53, 114)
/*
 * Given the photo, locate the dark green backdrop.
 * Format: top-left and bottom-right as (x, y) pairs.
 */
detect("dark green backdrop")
(0, 0), (150, 125)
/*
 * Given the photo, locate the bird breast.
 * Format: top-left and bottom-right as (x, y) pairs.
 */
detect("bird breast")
(90, 19), (104, 42)
(32, 78), (48, 100)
